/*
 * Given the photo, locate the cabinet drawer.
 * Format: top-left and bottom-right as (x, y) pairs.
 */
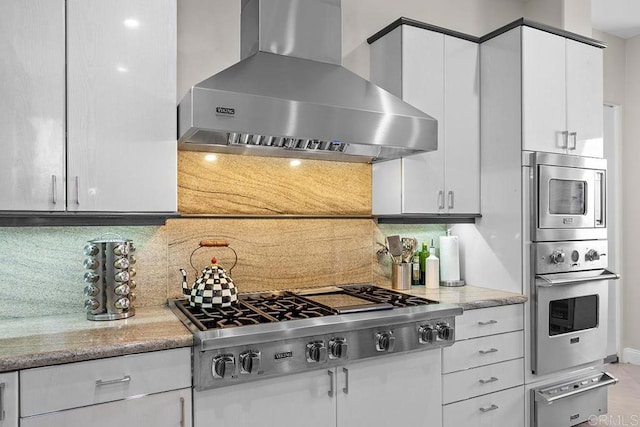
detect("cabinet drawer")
(442, 358), (523, 404)
(20, 348), (191, 416)
(455, 304), (523, 340)
(443, 386), (524, 427)
(442, 331), (524, 373)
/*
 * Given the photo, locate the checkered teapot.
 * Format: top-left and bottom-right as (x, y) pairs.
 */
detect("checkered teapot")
(180, 240), (238, 308)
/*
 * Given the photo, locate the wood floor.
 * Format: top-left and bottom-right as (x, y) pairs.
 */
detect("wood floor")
(577, 362), (640, 426)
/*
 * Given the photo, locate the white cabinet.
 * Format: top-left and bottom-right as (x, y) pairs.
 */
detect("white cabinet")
(370, 24), (480, 215)
(0, 372), (18, 427)
(194, 368), (336, 427)
(194, 350), (442, 427)
(20, 348), (191, 426)
(441, 305), (525, 427)
(0, 0), (66, 211)
(20, 389), (191, 427)
(337, 348), (442, 427)
(66, 0), (177, 212)
(0, 0), (176, 213)
(517, 26), (603, 157)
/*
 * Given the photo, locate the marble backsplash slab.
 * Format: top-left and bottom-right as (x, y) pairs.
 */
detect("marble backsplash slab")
(0, 226), (167, 319)
(0, 221), (446, 319)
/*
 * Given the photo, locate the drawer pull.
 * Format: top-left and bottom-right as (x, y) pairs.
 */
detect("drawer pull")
(479, 376), (498, 384)
(95, 375), (131, 387)
(479, 404), (499, 413)
(478, 320), (498, 326)
(479, 348), (499, 355)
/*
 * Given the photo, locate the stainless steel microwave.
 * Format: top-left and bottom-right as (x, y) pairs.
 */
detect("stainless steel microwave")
(531, 153), (607, 241)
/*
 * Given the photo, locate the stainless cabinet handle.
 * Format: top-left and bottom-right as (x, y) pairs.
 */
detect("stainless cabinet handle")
(75, 176), (80, 205)
(327, 370), (334, 397)
(478, 320), (498, 326)
(342, 367), (349, 395)
(561, 130), (569, 149)
(95, 375), (131, 386)
(51, 175), (57, 204)
(479, 348), (499, 355)
(569, 132), (577, 150)
(448, 190), (454, 209)
(438, 190), (445, 209)
(180, 396), (185, 427)
(479, 376), (499, 384)
(0, 382), (5, 422)
(479, 404), (499, 413)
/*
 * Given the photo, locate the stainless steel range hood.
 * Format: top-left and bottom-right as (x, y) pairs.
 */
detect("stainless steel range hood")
(177, 0), (437, 163)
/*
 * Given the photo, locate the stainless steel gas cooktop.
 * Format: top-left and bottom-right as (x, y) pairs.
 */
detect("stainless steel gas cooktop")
(170, 284), (462, 391)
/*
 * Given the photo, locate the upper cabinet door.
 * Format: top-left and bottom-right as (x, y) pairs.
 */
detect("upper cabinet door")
(401, 26), (445, 214)
(566, 39), (604, 158)
(522, 27), (568, 154)
(0, 0), (65, 211)
(443, 36), (480, 214)
(66, 0), (177, 212)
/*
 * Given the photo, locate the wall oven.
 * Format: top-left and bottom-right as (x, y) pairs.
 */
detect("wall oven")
(532, 152), (607, 241)
(531, 240), (618, 375)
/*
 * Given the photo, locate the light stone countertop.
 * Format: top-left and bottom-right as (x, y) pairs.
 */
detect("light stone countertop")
(0, 306), (192, 373)
(0, 285), (525, 373)
(379, 283), (527, 310)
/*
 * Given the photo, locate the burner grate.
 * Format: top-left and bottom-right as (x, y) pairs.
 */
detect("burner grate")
(341, 285), (438, 308)
(174, 299), (276, 330)
(241, 293), (336, 321)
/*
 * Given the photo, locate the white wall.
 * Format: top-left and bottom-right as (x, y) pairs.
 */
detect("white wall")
(622, 35), (640, 353)
(177, 0), (526, 99)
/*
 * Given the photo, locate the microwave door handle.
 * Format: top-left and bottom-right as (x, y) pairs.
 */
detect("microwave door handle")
(534, 372), (618, 405)
(536, 269), (620, 287)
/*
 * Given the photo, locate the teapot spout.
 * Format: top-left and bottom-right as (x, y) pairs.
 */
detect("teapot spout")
(180, 268), (190, 295)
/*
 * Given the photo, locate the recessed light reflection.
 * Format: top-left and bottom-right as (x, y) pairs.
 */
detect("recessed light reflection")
(290, 159), (302, 167)
(204, 154), (218, 162)
(123, 19), (140, 29)
(116, 65), (128, 73)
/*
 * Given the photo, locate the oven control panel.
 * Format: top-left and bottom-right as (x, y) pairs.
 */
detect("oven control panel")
(533, 240), (609, 274)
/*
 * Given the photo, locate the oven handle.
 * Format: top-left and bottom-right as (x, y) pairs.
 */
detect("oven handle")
(534, 372), (618, 405)
(535, 269), (620, 287)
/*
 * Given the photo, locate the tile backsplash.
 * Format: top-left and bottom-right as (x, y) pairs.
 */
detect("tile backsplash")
(0, 221), (446, 319)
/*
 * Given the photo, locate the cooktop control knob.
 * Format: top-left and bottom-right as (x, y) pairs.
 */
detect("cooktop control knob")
(213, 355), (236, 378)
(550, 250), (566, 264)
(436, 323), (454, 341)
(375, 331), (395, 352)
(329, 338), (348, 359)
(239, 351), (261, 374)
(419, 325), (438, 344)
(585, 249), (601, 262)
(306, 341), (327, 363)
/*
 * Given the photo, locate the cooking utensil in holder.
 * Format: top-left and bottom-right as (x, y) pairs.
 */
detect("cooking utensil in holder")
(83, 236), (136, 321)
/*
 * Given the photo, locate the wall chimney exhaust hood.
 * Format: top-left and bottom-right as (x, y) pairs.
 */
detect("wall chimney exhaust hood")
(177, 0), (437, 163)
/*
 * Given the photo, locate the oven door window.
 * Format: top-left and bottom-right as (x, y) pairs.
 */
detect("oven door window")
(549, 295), (598, 336)
(548, 179), (586, 215)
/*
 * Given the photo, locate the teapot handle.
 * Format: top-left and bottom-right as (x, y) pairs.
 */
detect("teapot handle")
(200, 240), (229, 247)
(189, 240), (238, 274)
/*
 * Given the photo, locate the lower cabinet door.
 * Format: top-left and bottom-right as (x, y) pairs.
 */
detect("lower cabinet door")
(193, 369), (336, 427)
(337, 349), (442, 427)
(443, 386), (524, 427)
(0, 372), (18, 427)
(20, 388), (191, 427)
